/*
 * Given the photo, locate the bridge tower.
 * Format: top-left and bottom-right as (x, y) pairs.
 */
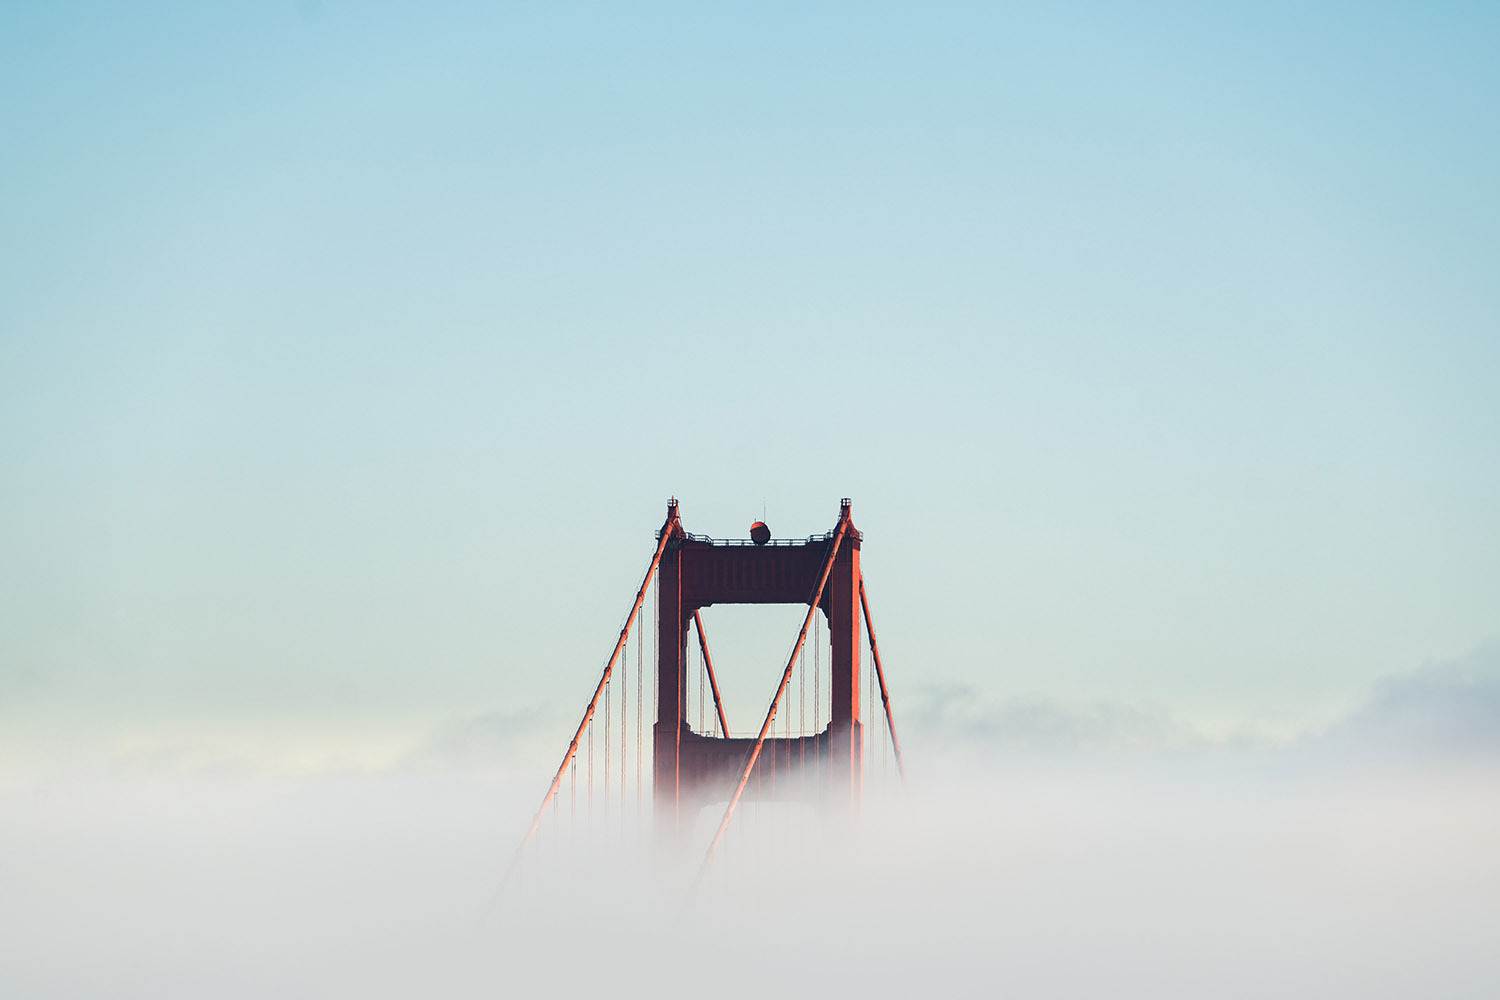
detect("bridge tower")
(503, 497), (903, 885)
(654, 497), (863, 832)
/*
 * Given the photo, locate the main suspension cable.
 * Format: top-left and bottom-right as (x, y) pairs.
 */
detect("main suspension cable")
(498, 512), (676, 895)
(859, 578), (906, 781)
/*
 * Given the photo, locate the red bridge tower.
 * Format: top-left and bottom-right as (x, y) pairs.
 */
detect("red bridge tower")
(505, 498), (904, 882)
(655, 497), (863, 831)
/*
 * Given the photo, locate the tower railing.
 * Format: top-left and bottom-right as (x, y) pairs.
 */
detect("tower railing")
(659, 528), (862, 545)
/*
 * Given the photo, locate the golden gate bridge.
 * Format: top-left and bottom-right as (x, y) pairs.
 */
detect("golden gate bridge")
(503, 498), (904, 887)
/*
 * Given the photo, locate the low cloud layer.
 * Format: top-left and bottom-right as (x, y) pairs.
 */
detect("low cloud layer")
(899, 643), (1500, 770)
(1317, 643), (1500, 760)
(3, 649), (1498, 998)
(904, 682), (1202, 757)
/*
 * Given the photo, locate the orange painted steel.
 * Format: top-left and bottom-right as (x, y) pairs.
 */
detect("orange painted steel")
(500, 505), (679, 889)
(700, 513), (851, 871)
(693, 610), (731, 738)
(859, 579), (906, 781)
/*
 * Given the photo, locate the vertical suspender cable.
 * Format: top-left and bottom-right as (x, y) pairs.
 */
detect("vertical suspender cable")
(865, 634), (872, 779)
(771, 693), (778, 794)
(604, 676), (611, 810)
(618, 626), (624, 821)
(642, 593), (648, 815)
(816, 626), (828, 734)
(813, 618), (821, 790)
(787, 672), (793, 743)
(799, 645), (806, 763)
(652, 574), (659, 814)
(652, 575), (658, 749)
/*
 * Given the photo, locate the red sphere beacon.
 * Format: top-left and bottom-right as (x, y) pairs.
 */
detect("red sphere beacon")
(749, 521), (771, 545)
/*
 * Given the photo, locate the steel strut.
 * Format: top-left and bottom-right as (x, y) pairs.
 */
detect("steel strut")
(692, 610), (731, 738)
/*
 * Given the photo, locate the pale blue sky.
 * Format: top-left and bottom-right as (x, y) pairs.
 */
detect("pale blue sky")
(2, 3), (1497, 760)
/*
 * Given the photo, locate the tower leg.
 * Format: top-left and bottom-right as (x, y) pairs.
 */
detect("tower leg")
(826, 536), (862, 805)
(653, 543), (685, 835)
